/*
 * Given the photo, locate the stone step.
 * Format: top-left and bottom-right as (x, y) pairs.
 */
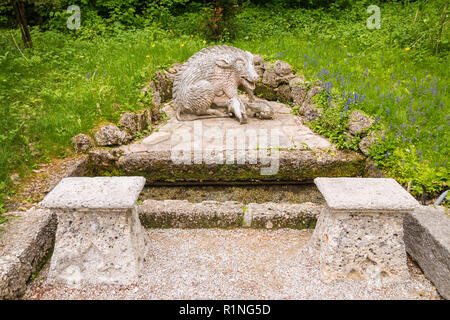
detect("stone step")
(138, 200), (322, 229)
(138, 183), (325, 205)
(88, 102), (366, 183)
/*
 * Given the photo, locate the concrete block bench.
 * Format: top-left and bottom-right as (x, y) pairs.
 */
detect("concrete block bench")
(40, 176), (146, 286)
(311, 177), (419, 282)
(404, 205), (450, 299)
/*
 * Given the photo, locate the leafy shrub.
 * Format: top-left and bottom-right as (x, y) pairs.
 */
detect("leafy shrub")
(308, 90), (361, 151)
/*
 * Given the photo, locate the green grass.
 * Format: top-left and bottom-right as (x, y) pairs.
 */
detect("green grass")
(0, 28), (208, 218)
(0, 1), (449, 222)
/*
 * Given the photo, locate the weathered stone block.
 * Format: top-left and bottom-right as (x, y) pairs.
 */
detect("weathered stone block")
(404, 206), (450, 299)
(306, 86), (323, 102)
(358, 131), (378, 155)
(311, 178), (419, 282)
(348, 111), (374, 136)
(139, 200), (244, 229)
(274, 60), (293, 76)
(276, 84), (292, 103)
(291, 85), (308, 106)
(40, 177), (146, 287)
(0, 209), (56, 299)
(249, 202), (320, 229)
(254, 82), (278, 101)
(94, 124), (131, 146)
(72, 134), (95, 153)
(262, 69), (278, 87)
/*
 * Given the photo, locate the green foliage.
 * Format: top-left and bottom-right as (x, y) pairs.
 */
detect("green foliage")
(308, 91), (361, 151)
(371, 144), (449, 196)
(0, 181), (7, 224)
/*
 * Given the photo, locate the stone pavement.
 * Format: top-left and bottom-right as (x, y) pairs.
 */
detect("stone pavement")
(134, 99), (331, 153)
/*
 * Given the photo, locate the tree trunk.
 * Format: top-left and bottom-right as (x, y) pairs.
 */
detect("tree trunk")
(12, 0), (33, 49)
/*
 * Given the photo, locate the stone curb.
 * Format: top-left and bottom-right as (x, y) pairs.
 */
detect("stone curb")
(0, 209), (57, 300)
(138, 200), (321, 229)
(404, 206), (450, 299)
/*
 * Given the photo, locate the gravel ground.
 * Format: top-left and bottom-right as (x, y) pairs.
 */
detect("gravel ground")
(23, 229), (440, 300)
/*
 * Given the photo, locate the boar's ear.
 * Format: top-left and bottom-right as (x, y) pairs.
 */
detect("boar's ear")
(235, 58), (245, 67)
(216, 58), (232, 68)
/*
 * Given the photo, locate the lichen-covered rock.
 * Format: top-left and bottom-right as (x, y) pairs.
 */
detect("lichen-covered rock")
(262, 68), (295, 88)
(255, 65), (264, 78)
(274, 60), (293, 76)
(151, 91), (161, 117)
(305, 108), (322, 122)
(306, 86), (323, 102)
(118, 113), (140, 137)
(289, 76), (307, 87)
(246, 101), (274, 119)
(262, 69), (278, 87)
(254, 82), (278, 101)
(275, 73), (296, 86)
(153, 70), (173, 102)
(262, 62), (273, 70)
(94, 124), (131, 146)
(88, 147), (122, 169)
(118, 110), (152, 138)
(140, 109), (152, 129)
(348, 111), (374, 136)
(276, 84), (292, 103)
(299, 101), (321, 121)
(72, 134), (94, 153)
(291, 85), (308, 106)
(359, 131), (378, 155)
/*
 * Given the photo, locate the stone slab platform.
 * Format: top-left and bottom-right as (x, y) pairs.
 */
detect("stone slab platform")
(90, 100), (366, 183)
(404, 205), (450, 299)
(40, 176), (146, 209)
(314, 177), (420, 212)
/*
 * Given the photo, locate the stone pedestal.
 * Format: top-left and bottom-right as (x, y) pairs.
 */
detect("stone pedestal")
(40, 177), (146, 286)
(311, 178), (419, 282)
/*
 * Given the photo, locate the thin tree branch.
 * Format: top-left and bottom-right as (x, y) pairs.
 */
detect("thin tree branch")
(9, 30), (29, 61)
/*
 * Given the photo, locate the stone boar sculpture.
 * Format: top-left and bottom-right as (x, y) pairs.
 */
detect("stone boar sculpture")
(172, 45), (260, 124)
